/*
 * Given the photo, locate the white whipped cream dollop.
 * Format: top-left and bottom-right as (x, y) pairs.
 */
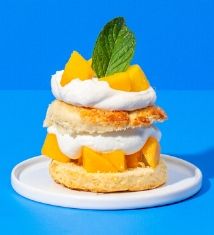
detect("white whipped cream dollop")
(51, 71), (156, 111)
(48, 126), (161, 159)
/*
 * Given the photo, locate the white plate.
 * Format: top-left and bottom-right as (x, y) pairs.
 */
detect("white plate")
(11, 155), (202, 210)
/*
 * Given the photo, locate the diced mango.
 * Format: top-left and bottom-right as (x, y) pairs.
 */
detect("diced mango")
(60, 51), (94, 86)
(126, 150), (142, 168)
(78, 156), (83, 165)
(82, 146), (126, 173)
(100, 72), (131, 91)
(41, 134), (70, 163)
(87, 58), (92, 67)
(102, 150), (126, 172)
(82, 146), (117, 173)
(141, 137), (160, 168)
(127, 65), (150, 91)
(87, 58), (96, 77)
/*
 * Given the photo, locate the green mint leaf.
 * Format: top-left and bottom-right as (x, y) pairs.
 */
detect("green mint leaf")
(92, 17), (136, 78)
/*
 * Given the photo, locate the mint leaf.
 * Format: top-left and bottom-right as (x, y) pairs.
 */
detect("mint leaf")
(92, 17), (136, 78)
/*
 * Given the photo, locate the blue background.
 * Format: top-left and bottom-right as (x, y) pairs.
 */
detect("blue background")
(0, 0), (214, 89)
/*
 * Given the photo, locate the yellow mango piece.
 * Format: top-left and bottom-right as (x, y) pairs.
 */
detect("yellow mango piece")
(126, 150), (142, 168)
(100, 72), (131, 91)
(78, 156), (83, 165)
(127, 65), (150, 91)
(82, 147), (126, 173)
(41, 134), (70, 163)
(102, 150), (126, 172)
(87, 58), (92, 67)
(87, 58), (96, 77)
(141, 137), (160, 168)
(60, 51), (94, 86)
(82, 146), (118, 173)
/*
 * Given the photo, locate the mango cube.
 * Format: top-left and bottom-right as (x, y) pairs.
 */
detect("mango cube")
(82, 146), (126, 173)
(60, 51), (94, 86)
(41, 134), (70, 163)
(141, 137), (160, 168)
(127, 65), (150, 91)
(102, 150), (126, 172)
(82, 146), (117, 173)
(126, 150), (142, 168)
(87, 58), (96, 77)
(87, 58), (92, 67)
(100, 72), (131, 91)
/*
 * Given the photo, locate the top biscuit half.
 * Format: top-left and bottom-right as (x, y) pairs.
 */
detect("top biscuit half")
(44, 100), (167, 134)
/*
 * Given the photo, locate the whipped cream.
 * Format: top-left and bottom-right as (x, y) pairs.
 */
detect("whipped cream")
(51, 71), (156, 111)
(48, 126), (161, 159)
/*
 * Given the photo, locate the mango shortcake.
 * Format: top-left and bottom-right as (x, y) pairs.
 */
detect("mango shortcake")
(41, 17), (167, 192)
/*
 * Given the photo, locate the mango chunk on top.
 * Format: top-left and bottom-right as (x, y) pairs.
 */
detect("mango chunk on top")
(100, 72), (132, 91)
(100, 65), (150, 92)
(60, 50), (149, 92)
(127, 65), (150, 91)
(87, 58), (92, 67)
(60, 51), (94, 86)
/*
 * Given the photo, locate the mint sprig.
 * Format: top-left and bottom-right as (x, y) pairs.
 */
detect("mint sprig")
(92, 17), (136, 78)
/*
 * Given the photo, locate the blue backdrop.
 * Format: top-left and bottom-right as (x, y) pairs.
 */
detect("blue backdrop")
(0, 0), (213, 90)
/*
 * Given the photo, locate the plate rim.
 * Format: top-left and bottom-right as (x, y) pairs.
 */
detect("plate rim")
(11, 154), (202, 210)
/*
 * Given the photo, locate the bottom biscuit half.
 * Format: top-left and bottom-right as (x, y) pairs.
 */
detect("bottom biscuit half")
(49, 159), (167, 193)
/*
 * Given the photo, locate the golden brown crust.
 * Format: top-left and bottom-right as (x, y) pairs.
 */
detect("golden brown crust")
(49, 159), (167, 193)
(44, 100), (167, 134)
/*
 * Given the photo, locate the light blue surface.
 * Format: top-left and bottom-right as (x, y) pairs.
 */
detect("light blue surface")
(0, 90), (213, 234)
(0, 0), (214, 89)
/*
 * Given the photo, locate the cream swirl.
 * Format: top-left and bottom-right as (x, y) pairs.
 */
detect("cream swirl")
(51, 71), (156, 111)
(48, 126), (161, 159)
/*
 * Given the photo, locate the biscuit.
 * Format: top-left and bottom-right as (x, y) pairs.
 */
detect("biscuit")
(49, 159), (167, 193)
(44, 100), (167, 134)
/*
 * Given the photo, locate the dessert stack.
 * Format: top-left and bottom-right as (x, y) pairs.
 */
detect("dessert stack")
(41, 17), (167, 192)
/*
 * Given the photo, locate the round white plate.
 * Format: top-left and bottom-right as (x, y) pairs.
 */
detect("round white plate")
(11, 154), (202, 210)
